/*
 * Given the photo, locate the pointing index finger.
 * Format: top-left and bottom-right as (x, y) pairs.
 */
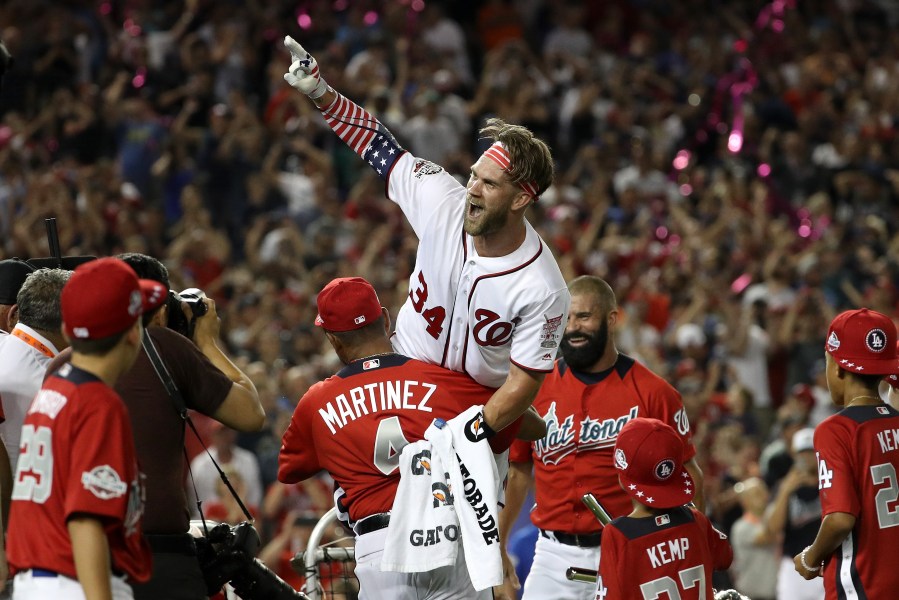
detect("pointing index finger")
(284, 35), (306, 59)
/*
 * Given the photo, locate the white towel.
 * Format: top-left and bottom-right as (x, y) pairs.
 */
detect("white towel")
(429, 406), (503, 590)
(380, 406), (503, 591)
(380, 438), (460, 572)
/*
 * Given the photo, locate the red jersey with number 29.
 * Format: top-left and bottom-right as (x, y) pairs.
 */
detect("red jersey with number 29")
(814, 404), (899, 600)
(278, 354), (521, 521)
(7, 364), (151, 582)
(595, 506), (732, 600)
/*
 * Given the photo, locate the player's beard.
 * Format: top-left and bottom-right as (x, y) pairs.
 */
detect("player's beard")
(561, 320), (608, 371)
(464, 197), (509, 237)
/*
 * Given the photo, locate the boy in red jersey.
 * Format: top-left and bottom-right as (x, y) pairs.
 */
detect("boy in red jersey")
(7, 258), (165, 600)
(596, 418), (732, 600)
(794, 309), (899, 599)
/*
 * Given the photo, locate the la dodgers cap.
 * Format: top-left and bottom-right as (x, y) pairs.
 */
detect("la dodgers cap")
(314, 277), (382, 332)
(61, 257), (167, 340)
(613, 418), (695, 509)
(825, 308), (899, 376)
(0, 259), (34, 304)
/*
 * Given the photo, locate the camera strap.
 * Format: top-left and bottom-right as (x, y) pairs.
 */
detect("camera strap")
(141, 330), (255, 528)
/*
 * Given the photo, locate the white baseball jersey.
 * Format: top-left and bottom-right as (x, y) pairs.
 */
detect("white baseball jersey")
(0, 324), (60, 474)
(385, 151), (570, 388)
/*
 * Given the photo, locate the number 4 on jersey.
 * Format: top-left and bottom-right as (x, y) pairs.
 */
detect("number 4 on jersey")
(373, 417), (410, 475)
(409, 271), (446, 339)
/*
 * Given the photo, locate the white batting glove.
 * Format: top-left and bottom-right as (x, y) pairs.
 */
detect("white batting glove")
(283, 35), (329, 100)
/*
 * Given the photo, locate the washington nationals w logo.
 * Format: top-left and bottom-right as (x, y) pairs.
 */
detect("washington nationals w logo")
(472, 309), (520, 347)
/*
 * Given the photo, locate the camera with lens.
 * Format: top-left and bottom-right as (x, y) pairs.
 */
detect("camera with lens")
(196, 521), (307, 600)
(166, 287), (208, 338)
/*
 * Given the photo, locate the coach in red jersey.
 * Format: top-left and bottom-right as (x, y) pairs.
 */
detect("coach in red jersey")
(7, 258), (163, 600)
(279, 277), (542, 599)
(794, 308), (899, 599)
(596, 418), (731, 599)
(498, 276), (703, 600)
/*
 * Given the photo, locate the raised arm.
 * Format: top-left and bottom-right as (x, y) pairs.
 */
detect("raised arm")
(283, 36), (404, 181)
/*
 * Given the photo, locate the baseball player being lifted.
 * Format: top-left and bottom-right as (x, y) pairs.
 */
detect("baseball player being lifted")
(6, 258), (165, 600)
(498, 277), (703, 600)
(279, 277), (544, 599)
(282, 36), (570, 437)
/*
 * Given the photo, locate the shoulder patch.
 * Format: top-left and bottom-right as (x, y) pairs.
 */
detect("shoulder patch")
(82, 465), (127, 500)
(412, 159), (443, 179)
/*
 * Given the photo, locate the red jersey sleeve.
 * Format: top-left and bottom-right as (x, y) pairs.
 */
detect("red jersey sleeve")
(278, 387), (322, 484)
(638, 369), (695, 461)
(65, 389), (133, 523)
(695, 508), (733, 570)
(814, 417), (860, 517)
(597, 523), (624, 598)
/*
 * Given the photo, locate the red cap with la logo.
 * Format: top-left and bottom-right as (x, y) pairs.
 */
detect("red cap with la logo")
(825, 308), (899, 376)
(613, 418), (695, 509)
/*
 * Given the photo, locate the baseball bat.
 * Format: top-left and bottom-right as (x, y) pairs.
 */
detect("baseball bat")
(565, 566), (598, 584)
(45, 218), (62, 268)
(581, 493), (612, 526)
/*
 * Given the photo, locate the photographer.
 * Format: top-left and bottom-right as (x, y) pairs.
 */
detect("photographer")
(48, 253), (264, 600)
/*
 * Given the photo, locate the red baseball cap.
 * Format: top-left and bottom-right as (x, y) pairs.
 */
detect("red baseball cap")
(825, 308), (899, 376)
(62, 257), (167, 340)
(885, 342), (899, 390)
(613, 418), (695, 509)
(314, 277), (382, 332)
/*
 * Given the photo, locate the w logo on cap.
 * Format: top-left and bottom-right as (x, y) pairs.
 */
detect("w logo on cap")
(827, 331), (840, 351)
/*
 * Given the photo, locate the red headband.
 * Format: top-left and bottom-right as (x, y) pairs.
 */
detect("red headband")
(482, 142), (540, 198)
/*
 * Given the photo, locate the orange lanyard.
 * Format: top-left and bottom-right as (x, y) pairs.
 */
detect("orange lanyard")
(12, 328), (56, 359)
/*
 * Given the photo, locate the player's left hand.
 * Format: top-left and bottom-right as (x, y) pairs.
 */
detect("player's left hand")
(793, 551), (822, 580)
(283, 36), (329, 99)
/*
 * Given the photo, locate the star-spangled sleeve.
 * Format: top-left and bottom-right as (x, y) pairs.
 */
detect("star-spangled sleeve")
(814, 417), (861, 517)
(318, 92), (404, 180)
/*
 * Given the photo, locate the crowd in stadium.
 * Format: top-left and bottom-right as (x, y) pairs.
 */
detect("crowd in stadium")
(2, 0), (899, 596)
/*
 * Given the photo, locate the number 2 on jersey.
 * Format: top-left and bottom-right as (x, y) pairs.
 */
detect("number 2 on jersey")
(12, 424), (53, 503)
(409, 271), (446, 339)
(870, 462), (899, 529)
(373, 417), (410, 475)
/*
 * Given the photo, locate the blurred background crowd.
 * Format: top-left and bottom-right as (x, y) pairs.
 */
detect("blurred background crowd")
(2, 0), (899, 596)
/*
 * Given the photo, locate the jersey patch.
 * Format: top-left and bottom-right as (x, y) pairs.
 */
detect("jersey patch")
(81, 465), (127, 499)
(411, 159), (443, 179)
(540, 314), (563, 349)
